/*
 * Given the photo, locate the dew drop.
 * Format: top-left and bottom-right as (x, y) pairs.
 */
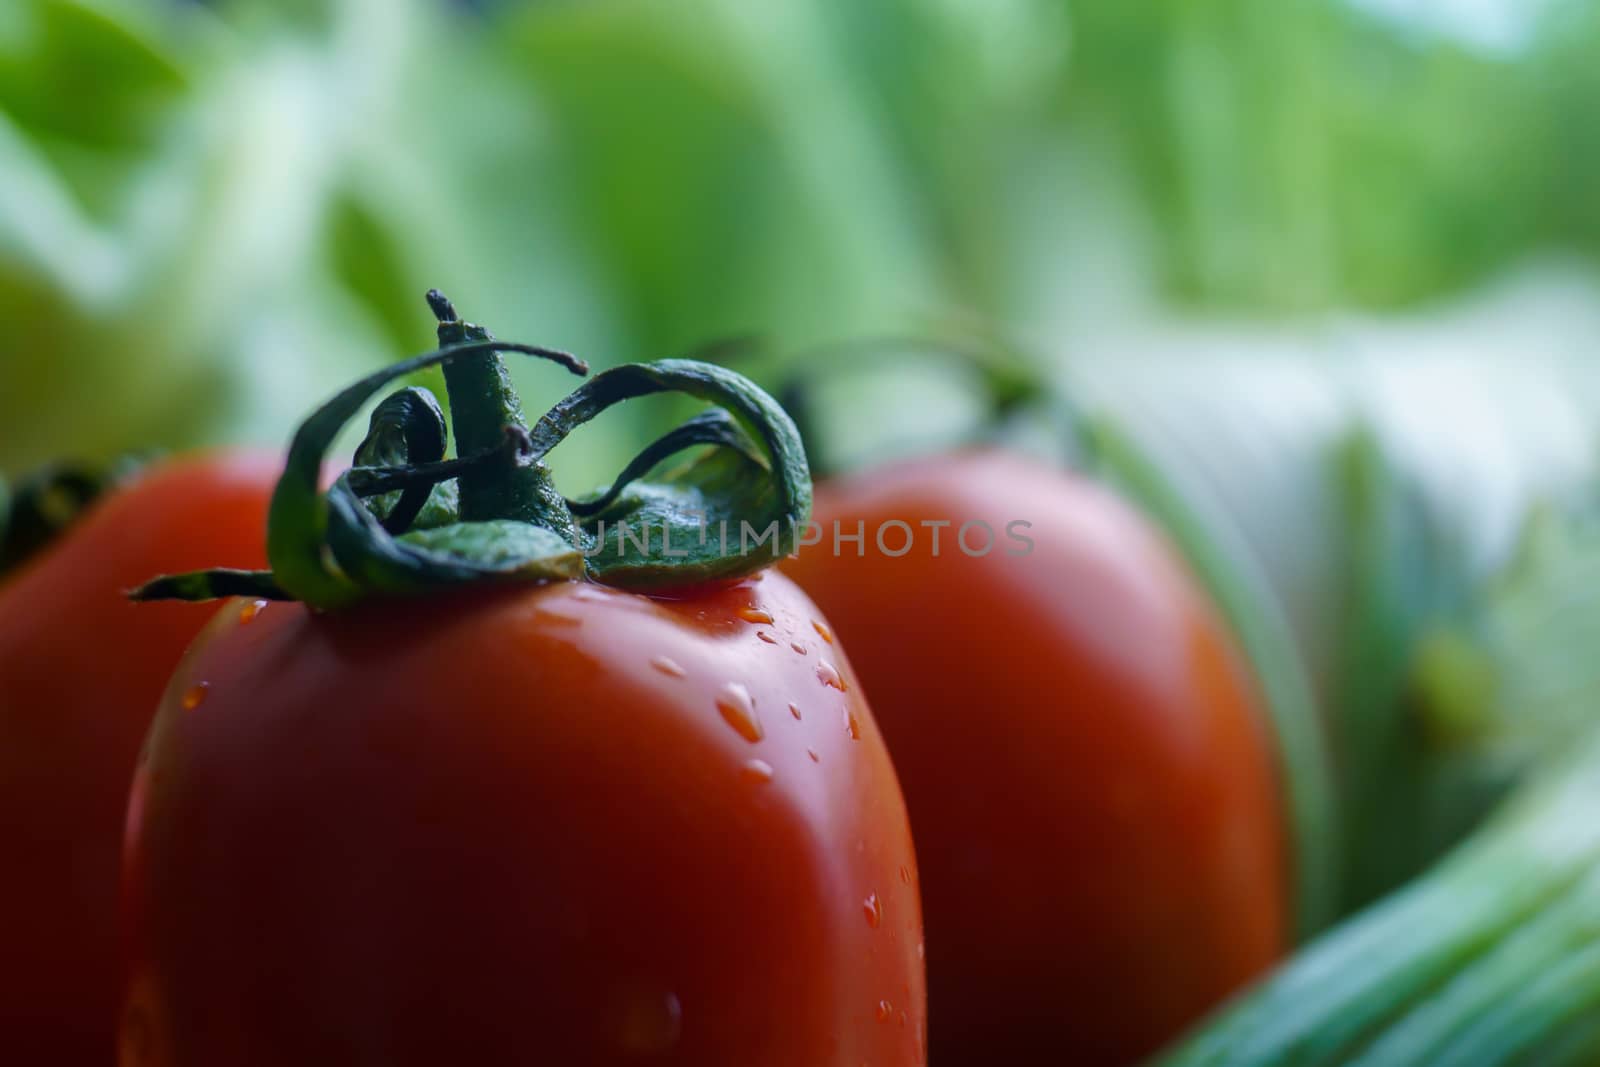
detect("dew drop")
(812, 620), (834, 644)
(650, 656), (687, 678)
(614, 989), (682, 1055)
(738, 607), (775, 625)
(238, 599), (266, 624)
(788, 702), (802, 720)
(816, 660), (847, 691)
(844, 710), (861, 741)
(863, 893), (882, 928)
(716, 683), (764, 742)
(119, 1004), (154, 1066)
(533, 607), (581, 627)
(756, 631), (778, 645)
(790, 641), (806, 655)
(742, 759), (775, 784)
(899, 866), (911, 885)
(181, 683), (209, 711)
(876, 1000), (893, 1023)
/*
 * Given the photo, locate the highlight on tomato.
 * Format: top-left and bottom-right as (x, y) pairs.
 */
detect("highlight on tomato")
(121, 292), (925, 1066)
(0, 451), (276, 1066)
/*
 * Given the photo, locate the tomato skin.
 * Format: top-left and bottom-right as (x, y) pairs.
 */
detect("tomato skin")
(783, 450), (1286, 1065)
(121, 573), (924, 1065)
(0, 452), (277, 1065)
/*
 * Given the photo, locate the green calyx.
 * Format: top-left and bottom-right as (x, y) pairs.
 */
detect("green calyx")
(1, 455), (149, 577)
(769, 334), (1048, 478)
(132, 291), (813, 610)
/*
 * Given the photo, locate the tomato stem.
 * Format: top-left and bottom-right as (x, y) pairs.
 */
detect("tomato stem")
(129, 291), (814, 607)
(428, 290), (581, 542)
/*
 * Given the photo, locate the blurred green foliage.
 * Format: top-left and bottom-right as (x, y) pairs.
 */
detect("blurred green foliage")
(1, 0), (1597, 478)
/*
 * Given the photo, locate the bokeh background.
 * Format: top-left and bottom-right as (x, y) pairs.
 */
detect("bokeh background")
(4, 0), (1600, 490)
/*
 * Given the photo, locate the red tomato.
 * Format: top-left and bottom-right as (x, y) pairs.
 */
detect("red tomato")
(121, 572), (925, 1065)
(0, 451), (276, 1065)
(784, 449), (1286, 1065)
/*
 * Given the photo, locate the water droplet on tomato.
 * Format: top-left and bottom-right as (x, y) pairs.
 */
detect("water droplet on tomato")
(807, 748), (820, 763)
(788, 702), (802, 720)
(876, 1000), (893, 1023)
(898, 1010), (908, 1029)
(238, 599), (267, 624)
(614, 988), (682, 1054)
(181, 683), (209, 711)
(121, 972), (160, 1066)
(716, 683), (763, 742)
(816, 661), (847, 691)
(812, 620), (834, 644)
(844, 710), (861, 741)
(742, 759), (775, 784)
(120, 1005), (154, 1065)
(863, 893), (882, 928)
(790, 641), (806, 655)
(534, 607), (581, 626)
(738, 607), (774, 624)
(756, 631), (777, 645)
(899, 866), (911, 884)
(650, 656), (686, 678)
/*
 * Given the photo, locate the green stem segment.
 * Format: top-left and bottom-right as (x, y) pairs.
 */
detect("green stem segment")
(1155, 729), (1600, 1067)
(131, 292), (812, 609)
(772, 334), (1048, 477)
(1151, 451), (1600, 1066)
(429, 289), (574, 537)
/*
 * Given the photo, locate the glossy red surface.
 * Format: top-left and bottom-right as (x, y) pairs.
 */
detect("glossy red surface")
(785, 450), (1286, 1064)
(0, 452), (277, 1065)
(122, 573), (925, 1065)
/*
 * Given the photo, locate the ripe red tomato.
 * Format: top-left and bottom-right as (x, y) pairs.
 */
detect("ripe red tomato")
(121, 572), (925, 1065)
(784, 449), (1286, 1064)
(0, 451), (276, 1066)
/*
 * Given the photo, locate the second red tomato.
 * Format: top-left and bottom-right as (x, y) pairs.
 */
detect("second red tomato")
(785, 449), (1286, 1064)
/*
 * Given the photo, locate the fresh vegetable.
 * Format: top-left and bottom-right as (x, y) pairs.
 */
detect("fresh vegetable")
(0, 450), (276, 1066)
(767, 327), (1600, 1063)
(1063, 343), (1600, 1062)
(1071, 342), (1600, 921)
(1156, 726), (1600, 1067)
(784, 448), (1285, 1064)
(122, 294), (924, 1065)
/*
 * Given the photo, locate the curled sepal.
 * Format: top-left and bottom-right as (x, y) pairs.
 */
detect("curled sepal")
(1, 456), (148, 576)
(274, 339), (587, 609)
(529, 359), (812, 589)
(567, 410), (766, 518)
(131, 337), (588, 610)
(129, 568), (289, 602)
(352, 386), (454, 533)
